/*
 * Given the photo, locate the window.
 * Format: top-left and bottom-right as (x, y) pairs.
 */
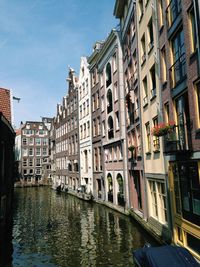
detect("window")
(29, 138), (34, 145)
(164, 102), (170, 123)
(150, 65), (156, 98)
(113, 53), (117, 72)
(148, 18), (154, 52)
(35, 138), (41, 146)
(42, 138), (48, 146)
(149, 180), (167, 223)
(29, 158), (33, 167)
(29, 148), (33, 156)
(141, 34), (146, 65)
(106, 63), (112, 87)
(36, 147), (41, 156)
(170, 30), (186, 88)
(166, 0), (181, 28)
(145, 122), (151, 153)
(143, 77), (148, 106)
(153, 117), (160, 151)
(23, 158), (27, 167)
(35, 168), (41, 175)
(161, 48), (167, 83)
(22, 138), (27, 146)
(87, 121), (90, 137)
(43, 147), (47, 156)
(189, 7), (197, 53)
(36, 158), (41, 167)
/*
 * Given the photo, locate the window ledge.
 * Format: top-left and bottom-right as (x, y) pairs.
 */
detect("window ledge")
(153, 150), (160, 154)
(143, 103), (148, 108)
(145, 151), (151, 155)
(150, 95), (156, 102)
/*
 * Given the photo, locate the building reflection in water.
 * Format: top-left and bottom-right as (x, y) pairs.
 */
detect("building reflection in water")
(11, 187), (156, 267)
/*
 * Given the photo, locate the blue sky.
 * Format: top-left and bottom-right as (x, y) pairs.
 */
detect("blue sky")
(0, 0), (117, 128)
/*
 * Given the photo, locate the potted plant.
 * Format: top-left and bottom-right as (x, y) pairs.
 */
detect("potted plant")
(128, 145), (135, 152)
(151, 121), (175, 137)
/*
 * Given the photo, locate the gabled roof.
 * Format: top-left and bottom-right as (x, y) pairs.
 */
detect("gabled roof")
(0, 88), (11, 123)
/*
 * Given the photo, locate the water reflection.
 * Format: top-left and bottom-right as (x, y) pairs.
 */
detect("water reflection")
(10, 187), (156, 267)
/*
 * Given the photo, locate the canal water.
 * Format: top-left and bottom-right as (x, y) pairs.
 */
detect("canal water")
(9, 187), (156, 267)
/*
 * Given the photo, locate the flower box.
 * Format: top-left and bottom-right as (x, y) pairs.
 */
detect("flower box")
(151, 121), (175, 137)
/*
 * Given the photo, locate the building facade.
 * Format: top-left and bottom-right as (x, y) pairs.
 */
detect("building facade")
(114, 0), (147, 219)
(54, 68), (79, 191)
(88, 42), (104, 200)
(20, 121), (49, 184)
(156, 0), (200, 258)
(97, 30), (129, 210)
(78, 57), (93, 194)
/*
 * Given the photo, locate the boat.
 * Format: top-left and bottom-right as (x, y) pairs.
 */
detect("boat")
(133, 245), (200, 267)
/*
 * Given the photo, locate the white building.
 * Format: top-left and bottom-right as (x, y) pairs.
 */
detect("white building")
(78, 57), (93, 194)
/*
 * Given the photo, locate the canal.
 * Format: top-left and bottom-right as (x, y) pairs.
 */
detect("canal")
(9, 187), (156, 267)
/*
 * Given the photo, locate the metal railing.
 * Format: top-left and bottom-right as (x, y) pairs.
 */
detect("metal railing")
(169, 53), (186, 88)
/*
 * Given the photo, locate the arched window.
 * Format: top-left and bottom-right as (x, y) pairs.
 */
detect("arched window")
(107, 89), (113, 113)
(117, 173), (124, 194)
(106, 63), (112, 87)
(117, 173), (125, 206)
(107, 173), (113, 203)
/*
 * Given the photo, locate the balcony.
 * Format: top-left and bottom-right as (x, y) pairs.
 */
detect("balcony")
(164, 123), (192, 155)
(166, 0), (182, 29)
(169, 53), (186, 90)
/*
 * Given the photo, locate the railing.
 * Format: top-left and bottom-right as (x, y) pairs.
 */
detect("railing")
(164, 122), (191, 154)
(166, 0), (182, 28)
(169, 53), (186, 89)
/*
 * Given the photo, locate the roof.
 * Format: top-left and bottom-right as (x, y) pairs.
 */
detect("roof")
(0, 88), (11, 123)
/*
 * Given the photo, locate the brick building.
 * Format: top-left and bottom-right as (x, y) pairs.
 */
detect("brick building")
(20, 121), (49, 184)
